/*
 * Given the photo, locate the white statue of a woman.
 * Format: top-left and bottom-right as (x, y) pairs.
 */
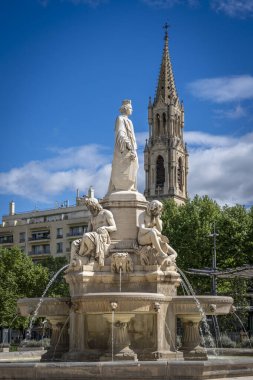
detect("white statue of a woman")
(107, 99), (138, 194)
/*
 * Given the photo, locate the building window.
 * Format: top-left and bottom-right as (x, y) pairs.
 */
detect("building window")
(57, 242), (63, 253)
(30, 230), (50, 241)
(0, 235), (13, 244)
(68, 226), (85, 237)
(178, 157), (183, 191)
(156, 155), (165, 188)
(19, 232), (26, 243)
(57, 228), (63, 238)
(31, 244), (50, 255)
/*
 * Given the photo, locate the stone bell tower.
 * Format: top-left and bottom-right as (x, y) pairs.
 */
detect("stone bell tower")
(144, 25), (189, 205)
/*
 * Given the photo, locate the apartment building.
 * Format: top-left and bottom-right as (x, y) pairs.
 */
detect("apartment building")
(0, 191), (92, 262)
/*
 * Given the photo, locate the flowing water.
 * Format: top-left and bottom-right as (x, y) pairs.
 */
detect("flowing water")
(164, 320), (179, 359)
(0, 315), (18, 346)
(26, 264), (69, 340)
(119, 267), (122, 293)
(111, 310), (115, 362)
(177, 267), (217, 355)
(212, 315), (223, 351)
(232, 311), (252, 348)
(52, 316), (70, 361)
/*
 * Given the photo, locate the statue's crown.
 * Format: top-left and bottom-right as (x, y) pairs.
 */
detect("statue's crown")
(122, 99), (131, 106)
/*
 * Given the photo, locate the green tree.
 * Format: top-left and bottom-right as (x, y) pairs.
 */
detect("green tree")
(162, 196), (253, 330)
(0, 247), (49, 329)
(217, 204), (250, 269)
(162, 196), (221, 294)
(39, 256), (69, 297)
(162, 196), (252, 305)
(0, 248), (70, 331)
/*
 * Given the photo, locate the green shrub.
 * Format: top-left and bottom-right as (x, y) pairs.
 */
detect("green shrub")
(240, 337), (253, 348)
(20, 338), (50, 348)
(220, 334), (236, 348)
(0, 343), (10, 348)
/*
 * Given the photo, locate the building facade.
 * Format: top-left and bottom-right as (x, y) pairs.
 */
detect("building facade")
(144, 28), (189, 204)
(0, 190), (93, 262)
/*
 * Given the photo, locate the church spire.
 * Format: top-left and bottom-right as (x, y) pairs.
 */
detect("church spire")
(155, 23), (178, 105)
(144, 25), (188, 205)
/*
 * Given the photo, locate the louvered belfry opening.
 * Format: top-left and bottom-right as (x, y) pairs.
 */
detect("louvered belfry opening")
(156, 155), (165, 188)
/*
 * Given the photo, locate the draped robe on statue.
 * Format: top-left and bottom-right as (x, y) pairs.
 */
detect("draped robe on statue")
(108, 114), (138, 193)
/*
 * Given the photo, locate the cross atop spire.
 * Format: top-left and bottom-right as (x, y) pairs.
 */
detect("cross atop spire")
(163, 22), (170, 40)
(154, 24), (178, 106)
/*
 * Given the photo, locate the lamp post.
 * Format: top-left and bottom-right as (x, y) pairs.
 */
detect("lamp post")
(208, 222), (219, 296)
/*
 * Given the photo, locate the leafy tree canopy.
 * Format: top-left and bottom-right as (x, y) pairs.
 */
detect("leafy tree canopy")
(162, 196), (253, 312)
(0, 247), (69, 329)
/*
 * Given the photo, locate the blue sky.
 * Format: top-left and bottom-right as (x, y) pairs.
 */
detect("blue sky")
(1, 0), (253, 218)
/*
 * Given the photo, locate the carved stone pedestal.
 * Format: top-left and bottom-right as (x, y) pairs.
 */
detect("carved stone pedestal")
(100, 313), (137, 361)
(178, 315), (207, 361)
(101, 191), (147, 241)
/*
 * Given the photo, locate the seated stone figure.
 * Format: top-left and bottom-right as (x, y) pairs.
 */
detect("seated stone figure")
(137, 200), (177, 267)
(70, 198), (117, 267)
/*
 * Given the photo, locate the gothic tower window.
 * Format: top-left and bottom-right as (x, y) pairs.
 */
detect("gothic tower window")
(156, 114), (160, 136)
(177, 157), (183, 191)
(178, 116), (181, 137)
(156, 155), (165, 188)
(163, 113), (166, 135)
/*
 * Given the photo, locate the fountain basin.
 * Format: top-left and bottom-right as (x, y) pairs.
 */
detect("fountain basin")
(17, 297), (70, 317)
(1, 358), (253, 380)
(72, 292), (171, 314)
(171, 295), (233, 315)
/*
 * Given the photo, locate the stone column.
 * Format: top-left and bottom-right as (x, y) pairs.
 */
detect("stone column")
(63, 307), (98, 362)
(153, 303), (182, 360)
(178, 315), (207, 360)
(41, 316), (69, 361)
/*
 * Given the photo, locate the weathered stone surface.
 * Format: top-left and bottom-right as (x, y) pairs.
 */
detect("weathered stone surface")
(1, 360), (253, 379)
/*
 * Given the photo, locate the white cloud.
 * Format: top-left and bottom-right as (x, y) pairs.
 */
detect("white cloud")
(140, 0), (197, 8)
(38, 0), (107, 7)
(214, 104), (247, 119)
(186, 131), (253, 205)
(0, 143), (145, 204)
(185, 131), (234, 147)
(141, 0), (253, 16)
(188, 75), (253, 103)
(140, 0), (180, 8)
(63, 0), (107, 6)
(135, 132), (148, 146)
(0, 144), (112, 202)
(211, 0), (253, 18)
(1, 132), (253, 206)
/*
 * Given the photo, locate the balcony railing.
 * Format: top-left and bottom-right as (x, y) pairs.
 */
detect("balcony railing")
(56, 234), (63, 239)
(28, 251), (50, 256)
(67, 232), (83, 237)
(29, 235), (50, 241)
(0, 237), (14, 244)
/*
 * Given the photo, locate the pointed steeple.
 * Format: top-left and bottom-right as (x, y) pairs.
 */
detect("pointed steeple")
(155, 23), (178, 105)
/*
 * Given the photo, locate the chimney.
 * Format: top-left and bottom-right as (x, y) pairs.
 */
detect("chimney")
(88, 186), (94, 199)
(9, 201), (15, 216)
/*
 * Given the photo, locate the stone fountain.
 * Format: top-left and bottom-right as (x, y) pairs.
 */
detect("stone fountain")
(7, 100), (253, 379)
